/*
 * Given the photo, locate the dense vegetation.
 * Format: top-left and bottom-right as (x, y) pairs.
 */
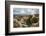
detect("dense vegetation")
(13, 14), (39, 28)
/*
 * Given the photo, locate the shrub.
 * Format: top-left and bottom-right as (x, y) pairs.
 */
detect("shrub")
(31, 17), (39, 23)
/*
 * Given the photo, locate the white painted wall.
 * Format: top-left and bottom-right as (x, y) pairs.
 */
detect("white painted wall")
(0, 0), (46, 36)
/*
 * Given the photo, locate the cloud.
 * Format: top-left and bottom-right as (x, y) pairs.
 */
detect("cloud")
(13, 8), (39, 15)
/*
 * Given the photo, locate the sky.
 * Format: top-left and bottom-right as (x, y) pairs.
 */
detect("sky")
(13, 8), (39, 15)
